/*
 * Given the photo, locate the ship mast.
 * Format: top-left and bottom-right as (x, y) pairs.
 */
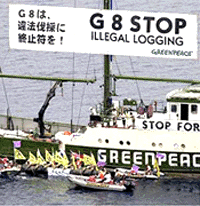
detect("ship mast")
(103, 0), (112, 116)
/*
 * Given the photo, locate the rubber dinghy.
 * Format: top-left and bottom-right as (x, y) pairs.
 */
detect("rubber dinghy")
(0, 167), (21, 179)
(47, 167), (98, 177)
(67, 175), (135, 192)
(21, 165), (48, 179)
(116, 168), (164, 180)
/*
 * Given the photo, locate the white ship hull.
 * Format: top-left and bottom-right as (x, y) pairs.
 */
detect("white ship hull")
(56, 125), (200, 172)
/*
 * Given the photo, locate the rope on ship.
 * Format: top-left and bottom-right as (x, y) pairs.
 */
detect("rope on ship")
(0, 49), (14, 130)
(76, 54), (94, 128)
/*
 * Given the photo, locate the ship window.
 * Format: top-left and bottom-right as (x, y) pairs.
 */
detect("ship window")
(105, 139), (109, 143)
(127, 141), (130, 146)
(119, 141), (124, 145)
(181, 144), (186, 149)
(171, 105), (177, 113)
(98, 138), (102, 143)
(191, 105), (198, 114)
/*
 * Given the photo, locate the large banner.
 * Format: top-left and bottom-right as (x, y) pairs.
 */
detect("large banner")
(9, 4), (198, 59)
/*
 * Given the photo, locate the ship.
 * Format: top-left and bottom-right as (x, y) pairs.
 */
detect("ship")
(0, 0), (199, 173)
(54, 0), (200, 173)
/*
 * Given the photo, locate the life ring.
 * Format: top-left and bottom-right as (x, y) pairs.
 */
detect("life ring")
(64, 131), (71, 135)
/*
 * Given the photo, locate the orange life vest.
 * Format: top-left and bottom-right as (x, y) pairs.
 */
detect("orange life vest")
(99, 171), (104, 179)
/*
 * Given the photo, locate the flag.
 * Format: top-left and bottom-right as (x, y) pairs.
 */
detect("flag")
(28, 151), (37, 164)
(14, 148), (26, 160)
(90, 152), (97, 166)
(71, 155), (77, 170)
(45, 149), (54, 163)
(154, 158), (160, 177)
(70, 150), (80, 159)
(62, 152), (69, 168)
(37, 149), (46, 165)
(80, 154), (92, 166)
(80, 153), (97, 166)
(54, 151), (63, 165)
(13, 141), (21, 148)
(53, 151), (69, 167)
(97, 161), (106, 167)
(132, 164), (139, 173)
(97, 152), (106, 167)
(156, 153), (165, 159)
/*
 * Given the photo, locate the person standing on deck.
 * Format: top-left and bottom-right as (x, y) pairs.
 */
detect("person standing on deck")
(103, 171), (112, 184)
(121, 113), (126, 127)
(145, 164), (152, 175)
(130, 112), (135, 128)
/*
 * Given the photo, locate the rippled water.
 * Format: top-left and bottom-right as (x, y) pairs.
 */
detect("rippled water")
(0, 0), (200, 204)
(0, 176), (199, 205)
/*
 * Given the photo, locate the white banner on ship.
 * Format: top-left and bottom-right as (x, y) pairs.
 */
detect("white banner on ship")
(9, 4), (198, 59)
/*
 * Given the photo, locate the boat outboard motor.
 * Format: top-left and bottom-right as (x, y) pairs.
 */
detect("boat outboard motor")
(124, 178), (136, 191)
